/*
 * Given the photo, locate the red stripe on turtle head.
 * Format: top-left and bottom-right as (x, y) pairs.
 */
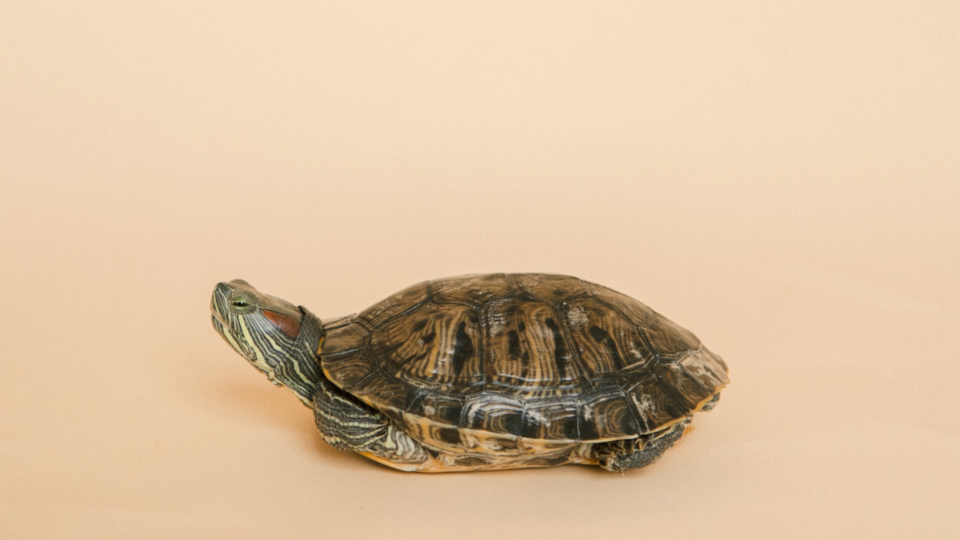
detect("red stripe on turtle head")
(263, 310), (302, 338)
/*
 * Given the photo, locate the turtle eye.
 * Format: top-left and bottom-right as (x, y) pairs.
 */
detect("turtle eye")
(230, 295), (255, 312)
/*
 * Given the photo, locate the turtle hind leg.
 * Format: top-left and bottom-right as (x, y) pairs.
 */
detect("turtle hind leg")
(595, 418), (690, 473)
(313, 378), (430, 470)
(701, 392), (722, 411)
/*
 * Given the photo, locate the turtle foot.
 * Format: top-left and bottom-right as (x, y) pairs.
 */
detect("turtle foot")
(595, 418), (690, 473)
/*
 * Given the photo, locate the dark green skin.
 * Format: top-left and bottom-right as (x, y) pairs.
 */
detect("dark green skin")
(211, 280), (433, 466)
(210, 280), (322, 406)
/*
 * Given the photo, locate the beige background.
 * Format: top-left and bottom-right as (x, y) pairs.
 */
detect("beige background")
(1, 2), (958, 539)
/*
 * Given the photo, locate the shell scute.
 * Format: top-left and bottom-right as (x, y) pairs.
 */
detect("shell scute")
(624, 372), (690, 432)
(583, 280), (657, 324)
(511, 273), (590, 305)
(642, 315), (702, 358)
(654, 360), (716, 410)
(370, 302), (485, 389)
(321, 322), (370, 357)
(431, 273), (512, 307)
(563, 296), (653, 377)
(482, 298), (583, 392)
(520, 401), (580, 440)
(400, 411), (465, 452)
(348, 373), (416, 420)
(322, 350), (375, 390)
(406, 393), (465, 426)
(459, 427), (521, 456)
(580, 389), (643, 440)
(463, 395), (524, 436)
(678, 348), (731, 389)
(356, 280), (430, 329)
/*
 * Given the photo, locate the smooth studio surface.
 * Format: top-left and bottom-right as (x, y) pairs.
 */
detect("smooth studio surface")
(1, 2), (958, 539)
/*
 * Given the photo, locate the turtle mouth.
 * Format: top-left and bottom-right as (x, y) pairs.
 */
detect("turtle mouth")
(210, 313), (256, 361)
(210, 308), (228, 330)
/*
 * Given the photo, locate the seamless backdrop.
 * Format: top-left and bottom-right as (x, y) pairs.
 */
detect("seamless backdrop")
(1, 2), (958, 539)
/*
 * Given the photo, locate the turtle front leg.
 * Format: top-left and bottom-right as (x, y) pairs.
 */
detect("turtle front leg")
(313, 378), (430, 470)
(595, 418), (690, 473)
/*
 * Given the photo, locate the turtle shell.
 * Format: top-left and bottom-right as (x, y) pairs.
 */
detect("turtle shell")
(320, 274), (729, 457)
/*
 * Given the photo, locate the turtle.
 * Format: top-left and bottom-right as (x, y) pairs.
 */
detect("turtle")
(210, 273), (729, 473)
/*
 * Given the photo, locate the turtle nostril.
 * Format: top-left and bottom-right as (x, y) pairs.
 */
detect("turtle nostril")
(215, 282), (234, 298)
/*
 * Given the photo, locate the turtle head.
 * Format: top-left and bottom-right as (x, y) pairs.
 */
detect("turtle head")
(210, 280), (323, 406)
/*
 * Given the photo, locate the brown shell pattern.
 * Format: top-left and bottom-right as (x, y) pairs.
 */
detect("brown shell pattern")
(321, 274), (729, 452)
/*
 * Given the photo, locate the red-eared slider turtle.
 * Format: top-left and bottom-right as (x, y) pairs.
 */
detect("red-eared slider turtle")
(210, 274), (729, 472)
